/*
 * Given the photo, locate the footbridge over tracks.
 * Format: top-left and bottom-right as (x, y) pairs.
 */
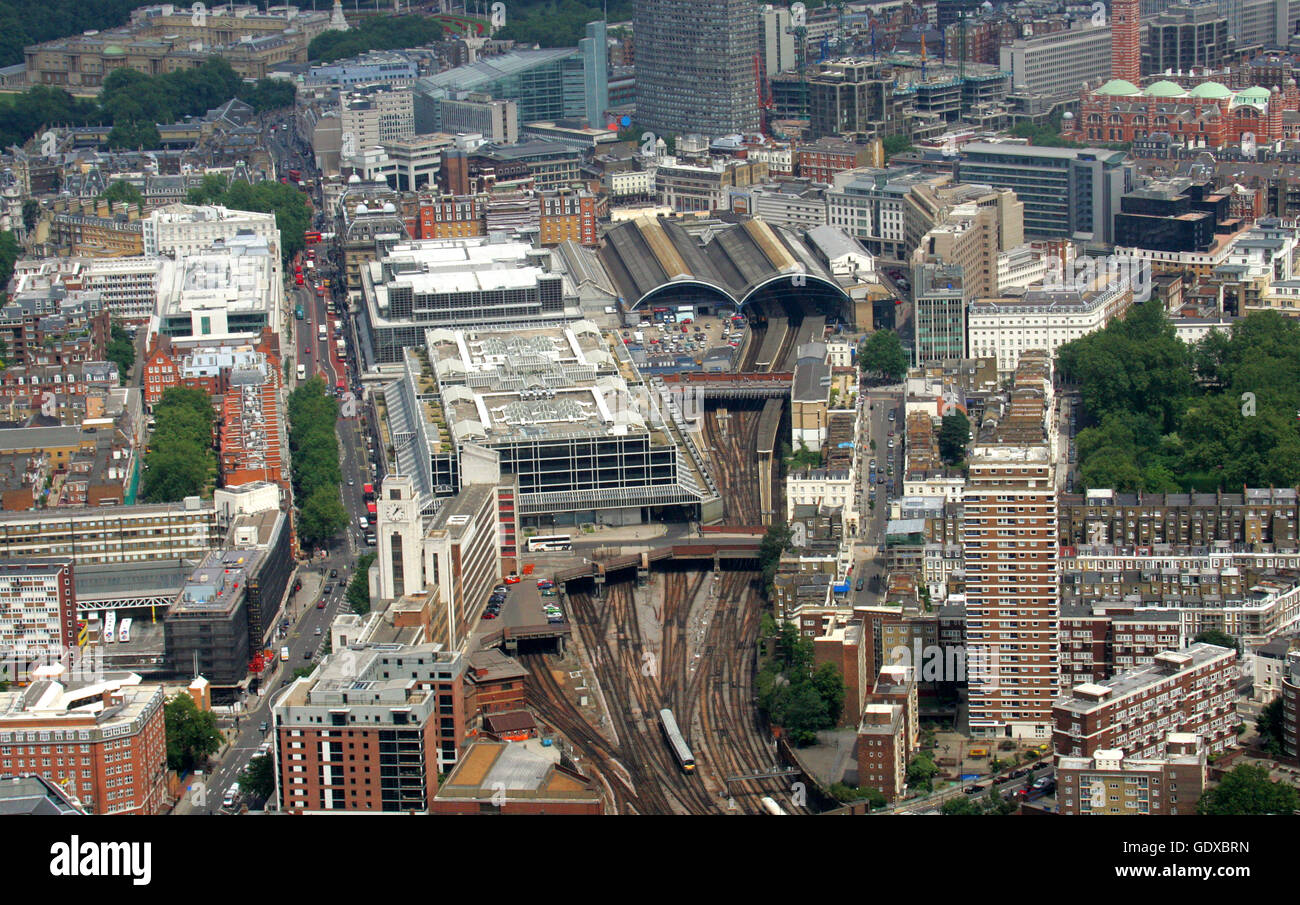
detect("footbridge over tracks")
(660, 371), (793, 401)
(552, 538), (763, 590)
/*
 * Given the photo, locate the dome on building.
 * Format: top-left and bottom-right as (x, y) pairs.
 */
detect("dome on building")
(1095, 78), (1140, 96)
(1188, 81), (1232, 99)
(1143, 80), (1186, 98)
(1235, 86), (1272, 108)
(102, 44), (125, 56)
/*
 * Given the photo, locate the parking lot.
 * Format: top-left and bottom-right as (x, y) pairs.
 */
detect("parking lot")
(479, 575), (568, 629)
(619, 306), (749, 369)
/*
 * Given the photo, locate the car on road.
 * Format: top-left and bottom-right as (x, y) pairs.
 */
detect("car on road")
(330, 568), (338, 578)
(505, 574), (521, 584)
(855, 576), (865, 591)
(964, 785), (984, 795)
(323, 584), (333, 594)
(315, 626), (322, 635)
(303, 650), (313, 660)
(316, 600), (326, 609)
(259, 721), (268, 733)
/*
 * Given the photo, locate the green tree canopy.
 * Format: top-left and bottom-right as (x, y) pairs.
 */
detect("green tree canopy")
(348, 553), (376, 615)
(1192, 629), (1240, 653)
(860, 329), (908, 383)
(238, 753), (276, 801)
(939, 411), (970, 465)
(164, 693), (222, 774)
(1196, 764), (1299, 815)
(142, 387), (216, 503)
(105, 324), (135, 380)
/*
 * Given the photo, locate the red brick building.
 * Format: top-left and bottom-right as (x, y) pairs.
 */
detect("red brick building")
(855, 703), (907, 802)
(1073, 78), (1297, 148)
(274, 644), (466, 813)
(1052, 643), (1239, 760)
(430, 741), (602, 814)
(0, 674), (168, 815)
(1056, 733), (1206, 815)
(796, 137), (881, 184)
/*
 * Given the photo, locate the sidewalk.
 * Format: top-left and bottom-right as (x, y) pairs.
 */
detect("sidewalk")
(576, 523), (670, 543)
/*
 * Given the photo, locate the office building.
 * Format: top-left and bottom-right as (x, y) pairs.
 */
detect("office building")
(998, 23), (1112, 100)
(579, 20), (610, 129)
(151, 234), (283, 343)
(0, 499), (219, 567)
(303, 51), (418, 90)
(967, 269), (1136, 377)
(413, 49), (596, 132)
(340, 85), (416, 157)
(910, 185), (1024, 301)
(760, 4), (796, 78)
(1056, 733), (1207, 815)
(274, 644), (468, 813)
(356, 237), (576, 364)
(963, 351), (1059, 739)
(438, 94), (519, 144)
(912, 262), (968, 364)
(0, 670), (167, 815)
(380, 326), (707, 524)
(957, 143), (1132, 243)
(142, 204), (280, 261)
(635, 0), (760, 137)
(1052, 643), (1239, 758)
(1145, 4), (1232, 76)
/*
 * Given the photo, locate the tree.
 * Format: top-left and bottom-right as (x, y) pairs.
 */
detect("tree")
(1192, 629), (1240, 653)
(1256, 697), (1285, 757)
(1196, 764), (1299, 815)
(882, 134), (913, 158)
(238, 753), (276, 801)
(939, 411), (970, 465)
(21, 198), (39, 232)
(941, 796), (981, 815)
(141, 387), (215, 502)
(759, 522), (793, 589)
(812, 661), (844, 726)
(0, 230), (19, 288)
(105, 324), (135, 378)
(347, 553), (376, 615)
(298, 487), (348, 547)
(906, 753), (940, 792)
(99, 179), (144, 207)
(859, 329), (908, 383)
(164, 693), (222, 773)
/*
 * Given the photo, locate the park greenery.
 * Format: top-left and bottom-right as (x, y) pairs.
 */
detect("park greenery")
(1007, 109), (1129, 152)
(1196, 764), (1299, 815)
(881, 134), (914, 158)
(0, 230), (19, 290)
(348, 553), (376, 615)
(939, 411), (970, 466)
(783, 439), (823, 471)
(1192, 629), (1240, 653)
(1059, 306), (1300, 491)
(906, 752), (941, 793)
(186, 174), (312, 264)
(309, 14), (447, 62)
(755, 614), (845, 745)
(105, 324), (135, 378)
(0, 0), (141, 67)
(828, 783), (886, 809)
(237, 753), (276, 801)
(859, 329), (908, 383)
(164, 692), (223, 774)
(289, 378), (348, 548)
(496, 0), (633, 48)
(142, 387), (216, 503)
(0, 57), (294, 149)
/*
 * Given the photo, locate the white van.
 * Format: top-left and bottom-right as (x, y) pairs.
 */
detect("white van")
(296, 363), (306, 380)
(222, 782), (240, 809)
(358, 517), (369, 531)
(633, 331), (644, 343)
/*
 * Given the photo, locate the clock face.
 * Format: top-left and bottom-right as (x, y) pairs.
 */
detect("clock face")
(385, 503), (406, 522)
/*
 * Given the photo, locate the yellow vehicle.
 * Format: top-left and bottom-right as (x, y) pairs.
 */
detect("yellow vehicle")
(968, 747), (989, 758)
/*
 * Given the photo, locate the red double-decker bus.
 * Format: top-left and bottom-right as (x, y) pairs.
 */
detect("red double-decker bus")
(362, 483), (375, 501)
(304, 230), (322, 245)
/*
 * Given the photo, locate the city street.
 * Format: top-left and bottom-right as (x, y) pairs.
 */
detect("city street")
(853, 383), (905, 603)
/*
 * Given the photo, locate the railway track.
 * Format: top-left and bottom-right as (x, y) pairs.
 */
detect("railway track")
(523, 571), (811, 814)
(701, 404), (764, 525)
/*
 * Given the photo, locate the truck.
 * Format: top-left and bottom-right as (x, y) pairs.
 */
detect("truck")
(336, 338), (347, 360)
(318, 324), (327, 342)
(296, 363), (307, 381)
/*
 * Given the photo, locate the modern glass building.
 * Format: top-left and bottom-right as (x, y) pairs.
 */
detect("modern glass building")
(413, 47), (595, 132)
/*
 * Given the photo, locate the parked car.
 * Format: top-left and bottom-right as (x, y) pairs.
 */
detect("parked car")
(483, 610), (497, 620)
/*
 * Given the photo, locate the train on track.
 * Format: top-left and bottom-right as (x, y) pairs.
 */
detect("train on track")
(760, 796), (788, 815)
(659, 708), (696, 773)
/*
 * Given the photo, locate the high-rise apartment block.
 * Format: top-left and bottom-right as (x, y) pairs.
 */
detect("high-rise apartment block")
(963, 351), (1059, 739)
(634, 0), (760, 138)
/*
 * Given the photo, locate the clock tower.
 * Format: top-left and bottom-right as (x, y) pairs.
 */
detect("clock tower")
(378, 474), (424, 599)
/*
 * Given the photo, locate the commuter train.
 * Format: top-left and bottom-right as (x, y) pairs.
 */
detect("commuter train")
(659, 708), (695, 773)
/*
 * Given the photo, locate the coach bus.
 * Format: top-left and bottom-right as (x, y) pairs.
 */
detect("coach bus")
(526, 534), (572, 552)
